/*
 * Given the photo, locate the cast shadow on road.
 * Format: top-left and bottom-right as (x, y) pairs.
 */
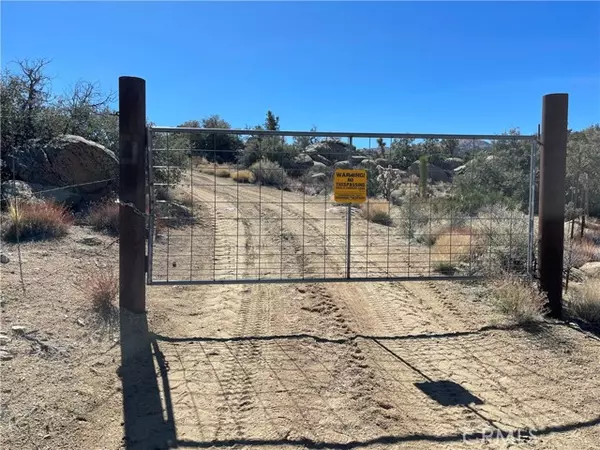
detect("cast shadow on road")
(119, 310), (176, 450)
(120, 318), (600, 449)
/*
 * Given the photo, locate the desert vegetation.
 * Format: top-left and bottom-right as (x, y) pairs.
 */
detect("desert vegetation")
(2, 58), (600, 327)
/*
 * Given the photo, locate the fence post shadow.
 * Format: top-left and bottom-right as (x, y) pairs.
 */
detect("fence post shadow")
(119, 309), (176, 449)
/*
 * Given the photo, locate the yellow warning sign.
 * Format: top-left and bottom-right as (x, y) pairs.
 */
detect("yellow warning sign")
(334, 169), (367, 203)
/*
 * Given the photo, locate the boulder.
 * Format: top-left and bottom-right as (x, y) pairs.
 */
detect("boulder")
(288, 153), (313, 174)
(360, 159), (376, 167)
(1, 180), (41, 206)
(305, 140), (352, 163)
(580, 262), (600, 278)
(1, 180), (82, 207)
(311, 161), (329, 172)
(334, 160), (352, 169)
(294, 152), (313, 166)
(311, 173), (327, 181)
(350, 155), (366, 166)
(439, 157), (465, 171)
(309, 153), (332, 166)
(408, 161), (450, 183)
(454, 164), (467, 175)
(5, 135), (118, 202)
(375, 158), (389, 167)
(390, 189), (404, 206)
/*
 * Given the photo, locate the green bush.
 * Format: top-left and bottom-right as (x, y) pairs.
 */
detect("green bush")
(249, 158), (287, 187)
(239, 136), (298, 172)
(451, 132), (532, 215)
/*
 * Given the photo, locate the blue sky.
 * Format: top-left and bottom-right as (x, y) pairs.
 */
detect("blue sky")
(2, 1), (599, 134)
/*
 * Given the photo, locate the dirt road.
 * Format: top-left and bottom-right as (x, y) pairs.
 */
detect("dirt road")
(3, 171), (599, 450)
(119, 172), (600, 449)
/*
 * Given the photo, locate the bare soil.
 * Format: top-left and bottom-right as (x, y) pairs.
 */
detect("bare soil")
(1, 172), (600, 450)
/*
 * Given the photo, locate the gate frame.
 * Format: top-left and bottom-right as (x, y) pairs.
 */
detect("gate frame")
(145, 126), (538, 286)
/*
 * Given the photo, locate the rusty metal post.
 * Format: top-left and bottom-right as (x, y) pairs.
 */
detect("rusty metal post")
(538, 93), (568, 319)
(119, 76), (146, 313)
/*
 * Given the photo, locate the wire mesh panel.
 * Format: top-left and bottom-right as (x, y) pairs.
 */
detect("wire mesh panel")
(147, 127), (537, 285)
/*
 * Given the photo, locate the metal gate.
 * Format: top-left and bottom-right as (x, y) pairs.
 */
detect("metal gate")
(146, 127), (537, 285)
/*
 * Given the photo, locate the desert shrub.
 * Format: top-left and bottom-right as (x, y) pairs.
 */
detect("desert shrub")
(87, 200), (119, 235)
(360, 199), (392, 226)
(375, 165), (404, 201)
(215, 168), (231, 178)
(491, 276), (547, 324)
(567, 280), (600, 326)
(451, 135), (532, 215)
(398, 196), (430, 238)
(155, 186), (173, 202)
(231, 170), (256, 183)
(3, 200), (71, 242)
(85, 267), (118, 317)
(419, 155), (428, 197)
(239, 136), (298, 171)
(249, 158), (287, 187)
(175, 191), (194, 208)
(473, 205), (530, 274)
(434, 261), (457, 276)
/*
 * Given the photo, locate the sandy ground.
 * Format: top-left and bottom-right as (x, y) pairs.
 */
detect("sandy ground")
(1, 171), (600, 450)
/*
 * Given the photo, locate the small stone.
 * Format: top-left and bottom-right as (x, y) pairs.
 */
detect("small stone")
(11, 325), (26, 334)
(0, 254), (9, 264)
(0, 350), (13, 361)
(43, 434), (50, 439)
(0, 334), (9, 344)
(76, 319), (86, 327)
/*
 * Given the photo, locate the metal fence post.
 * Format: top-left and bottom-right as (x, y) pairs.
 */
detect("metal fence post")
(345, 136), (353, 279)
(538, 93), (568, 319)
(119, 76), (147, 313)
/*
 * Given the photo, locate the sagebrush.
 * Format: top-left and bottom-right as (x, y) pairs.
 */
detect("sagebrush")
(250, 159), (287, 187)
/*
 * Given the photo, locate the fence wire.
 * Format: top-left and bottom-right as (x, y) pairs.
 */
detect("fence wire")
(147, 128), (537, 285)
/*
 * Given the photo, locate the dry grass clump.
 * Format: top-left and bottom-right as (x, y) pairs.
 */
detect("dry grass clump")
(3, 200), (72, 242)
(567, 279), (600, 326)
(360, 199), (392, 226)
(87, 200), (119, 235)
(199, 165), (231, 177)
(490, 275), (547, 325)
(175, 191), (194, 208)
(566, 236), (600, 269)
(231, 170), (256, 183)
(431, 227), (475, 264)
(82, 267), (118, 320)
(215, 168), (231, 178)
